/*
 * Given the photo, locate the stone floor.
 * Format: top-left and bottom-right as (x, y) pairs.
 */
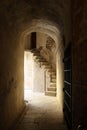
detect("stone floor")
(14, 90), (68, 130)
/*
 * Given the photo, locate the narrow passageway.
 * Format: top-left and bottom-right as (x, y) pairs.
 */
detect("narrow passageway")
(15, 91), (67, 130)
(1, 1), (87, 130)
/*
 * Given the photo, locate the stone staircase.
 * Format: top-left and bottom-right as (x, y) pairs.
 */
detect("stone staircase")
(31, 49), (56, 96)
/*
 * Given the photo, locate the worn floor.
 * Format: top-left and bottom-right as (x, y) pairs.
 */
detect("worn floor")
(15, 90), (67, 130)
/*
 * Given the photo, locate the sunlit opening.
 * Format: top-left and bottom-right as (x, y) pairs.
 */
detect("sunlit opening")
(24, 31), (65, 121)
(24, 51), (33, 99)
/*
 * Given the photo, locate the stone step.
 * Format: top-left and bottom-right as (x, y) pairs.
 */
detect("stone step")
(47, 87), (56, 91)
(51, 81), (56, 83)
(34, 55), (43, 59)
(45, 91), (56, 96)
(48, 71), (56, 75)
(45, 67), (52, 70)
(51, 78), (56, 82)
(39, 62), (48, 67)
(45, 66), (53, 69)
(30, 49), (39, 52)
(51, 75), (56, 79)
(35, 57), (45, 60)
(47, 69), (55, 72)
(37, 59), (46, 62)
(50, 83), (56, 87)
(34, 58), (46, 63)
(44, 64), (52, 68)
(41, 62), (49, 66)
(41, 61), (48, 64)
(31, 51), (40, 54)
(33, 53), (40, 56)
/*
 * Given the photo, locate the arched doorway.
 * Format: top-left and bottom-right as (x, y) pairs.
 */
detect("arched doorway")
(20, 19), (65, 119)
(24, 31), (57, 94)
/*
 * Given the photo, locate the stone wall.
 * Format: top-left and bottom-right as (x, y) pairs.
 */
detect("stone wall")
(56, 44), (64, 119)
(24, 34), (31, 50)
(33, 61), (45, 93)
(72, 0), (87, 129)
(0, 19), (25, 129)
(36, 32), (56, 70)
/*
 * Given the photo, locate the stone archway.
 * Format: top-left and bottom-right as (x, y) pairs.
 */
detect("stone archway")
(19, 19), (65, 118)
(20, 19), (63, 51)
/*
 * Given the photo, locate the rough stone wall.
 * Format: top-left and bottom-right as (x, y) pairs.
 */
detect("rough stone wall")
(0, 2), (25, 129)
(72, 0), (87, 129)
(0, 20), (24, 129)
(36, 32), (56, 70)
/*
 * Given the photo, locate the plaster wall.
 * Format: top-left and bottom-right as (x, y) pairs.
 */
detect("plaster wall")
(56, 45), (64, 119)
(24, 51), (33, 90)
(0, 24), (25, 129)
(33, 61), (45, 92)
(24, 34), (31, 50)
(36, 32), (47, 49)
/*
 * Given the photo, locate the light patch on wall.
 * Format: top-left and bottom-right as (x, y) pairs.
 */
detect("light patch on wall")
(24, 51), (33, 91)
(24, 51), (34, 100)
